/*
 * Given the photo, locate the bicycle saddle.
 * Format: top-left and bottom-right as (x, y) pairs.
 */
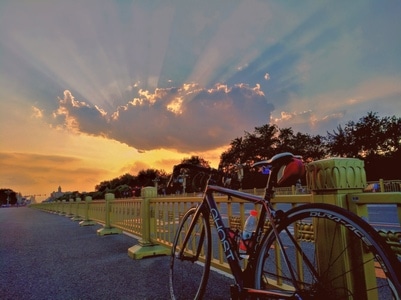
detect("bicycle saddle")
(253, 153), (305, 186)
(252, 152), (295, 168)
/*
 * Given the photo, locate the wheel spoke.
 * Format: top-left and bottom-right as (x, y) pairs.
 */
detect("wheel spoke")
(169, 207), (211, 300)
(255, 203), (401, 299)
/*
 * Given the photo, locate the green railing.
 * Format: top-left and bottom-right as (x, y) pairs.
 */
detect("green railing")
(32, 182), (401, 272)
(32, 158), (401, 298)
(31, 158), (401, 276)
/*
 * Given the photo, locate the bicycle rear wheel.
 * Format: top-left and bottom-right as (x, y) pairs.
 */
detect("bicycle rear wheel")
(255, 203), (401, 299)
(169, 207), (211, 300)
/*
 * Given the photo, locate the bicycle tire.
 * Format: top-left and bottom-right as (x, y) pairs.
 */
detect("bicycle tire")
(254, 203), (401, 299)
(169, 207), (211, 300)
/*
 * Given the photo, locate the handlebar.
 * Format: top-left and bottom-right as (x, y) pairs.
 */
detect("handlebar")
(167, 163), (222, 190)
(172, 153), (301, 175)
(168, 152), (304, 190)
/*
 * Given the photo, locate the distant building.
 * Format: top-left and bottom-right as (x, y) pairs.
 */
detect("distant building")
(51, 186), (64, 198)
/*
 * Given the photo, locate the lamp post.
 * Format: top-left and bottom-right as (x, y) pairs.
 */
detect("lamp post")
(235, 163), (244, 190)
(180, 173), (188, 195)
(152, 177), (160, 191)
(5, 190), (11, 206)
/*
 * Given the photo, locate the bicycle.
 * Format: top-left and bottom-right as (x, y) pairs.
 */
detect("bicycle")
(168, 152), (401, 299)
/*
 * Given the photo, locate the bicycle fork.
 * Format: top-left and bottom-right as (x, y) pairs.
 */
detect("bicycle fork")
(174, 205), (206, 262)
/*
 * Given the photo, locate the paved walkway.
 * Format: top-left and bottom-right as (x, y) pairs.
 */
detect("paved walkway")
(0, 207), (230, 300)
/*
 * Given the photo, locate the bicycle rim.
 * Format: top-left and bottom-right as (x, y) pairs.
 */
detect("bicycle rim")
(255, 203), (401, 300)
(169, 207), (211, 300)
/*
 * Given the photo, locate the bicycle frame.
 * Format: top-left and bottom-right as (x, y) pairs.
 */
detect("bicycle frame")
(177, 182), (293, 298)
(171, 153), (401, 299)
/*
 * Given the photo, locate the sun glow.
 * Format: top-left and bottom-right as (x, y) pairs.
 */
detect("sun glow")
(167, 97), (183, 114)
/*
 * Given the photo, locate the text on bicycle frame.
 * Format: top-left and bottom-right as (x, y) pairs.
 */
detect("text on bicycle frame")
(211, 208), (235, 260)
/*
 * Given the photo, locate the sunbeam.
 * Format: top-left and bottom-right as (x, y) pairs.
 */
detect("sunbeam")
(1, 0), (400, 197)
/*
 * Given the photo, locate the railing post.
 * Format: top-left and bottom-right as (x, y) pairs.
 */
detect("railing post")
(379, 178), (385, 192)
(306, 157), (376, 298)
(66, 198), (74, 217)
(54, 200), (61, 214)
(59, 200), (66, 215)
(128, 187), (170, 259)
(71, 197), (83, 221)
(79, 196), (96, 226)
(97, 193), (122, 235)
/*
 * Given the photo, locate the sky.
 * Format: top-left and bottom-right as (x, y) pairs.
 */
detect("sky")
(1, 1), (400, 201)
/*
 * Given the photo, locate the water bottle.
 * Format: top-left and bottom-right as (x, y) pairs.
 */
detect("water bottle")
(239, 210), (258, 255)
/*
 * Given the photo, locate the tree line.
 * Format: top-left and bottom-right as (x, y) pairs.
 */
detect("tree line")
(219, 112), (400, 188)
(81, 111), (399, 199)
(3, 111), (398, 203)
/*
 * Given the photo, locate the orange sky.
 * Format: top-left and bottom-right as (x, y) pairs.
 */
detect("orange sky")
(0, 108), (223, 201)
(1, 1), (400, 202)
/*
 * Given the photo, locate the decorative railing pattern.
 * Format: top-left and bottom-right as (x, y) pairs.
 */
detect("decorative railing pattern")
(32, 183), (401, 273)
(32, 155), (401, 277)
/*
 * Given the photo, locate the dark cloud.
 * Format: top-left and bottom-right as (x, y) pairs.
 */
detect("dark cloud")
(51, 83), (274, 152)
(0, 152), (81, 166)
(53, 91), (109, 136)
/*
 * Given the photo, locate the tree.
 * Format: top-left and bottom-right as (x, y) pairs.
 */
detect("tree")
(0, 189), (17, 205)
(218, 112), (401, 185)
(326, 124), (357, 157)
(176, 156), (211, 193)
(89, 112), (400, 195)
(250, 124), (280, 160)
(219, 124), (280, 171)
(218, 124), (328, 188)
(382, 115), (401, 155)
(136, 169), (160, 187)
(180, 155), (210, 167)
(291, 132), (327, 162)
(117, 173), (136, 187)
(95, 180), (111, 193)
(354, 112), (390, 157)
(326, 112), (401, 179)
(93, 168), (169, 198)
(326, 112), (401, 159)
(220, 137), (244, 167)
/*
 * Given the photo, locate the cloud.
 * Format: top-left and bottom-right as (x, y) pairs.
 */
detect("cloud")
(31, 106), (43, 119)
(51, 83), (274, 152)
(272, 74), (401, 136)
(52, 90), (110, 137)
(119, 160), (151, 176)
(273, 110), (347, 136)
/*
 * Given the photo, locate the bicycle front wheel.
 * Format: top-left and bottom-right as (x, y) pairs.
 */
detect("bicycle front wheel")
(169, 207), (211, 300)
(255, 203), (401, 299)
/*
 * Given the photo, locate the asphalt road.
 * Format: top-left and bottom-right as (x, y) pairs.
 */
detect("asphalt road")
(0, 207), (232, 300)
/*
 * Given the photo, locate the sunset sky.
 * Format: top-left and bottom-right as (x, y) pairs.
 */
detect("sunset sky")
(1, 1), (400, 201)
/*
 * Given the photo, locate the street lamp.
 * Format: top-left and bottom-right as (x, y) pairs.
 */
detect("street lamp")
(5, 190), (11, 206)
(179, 173), (189, 195)
(152, 177), (160, 191)
(235, 163), (244, 190)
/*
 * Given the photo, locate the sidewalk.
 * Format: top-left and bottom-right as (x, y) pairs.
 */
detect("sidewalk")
(0, 207), (230, 300)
